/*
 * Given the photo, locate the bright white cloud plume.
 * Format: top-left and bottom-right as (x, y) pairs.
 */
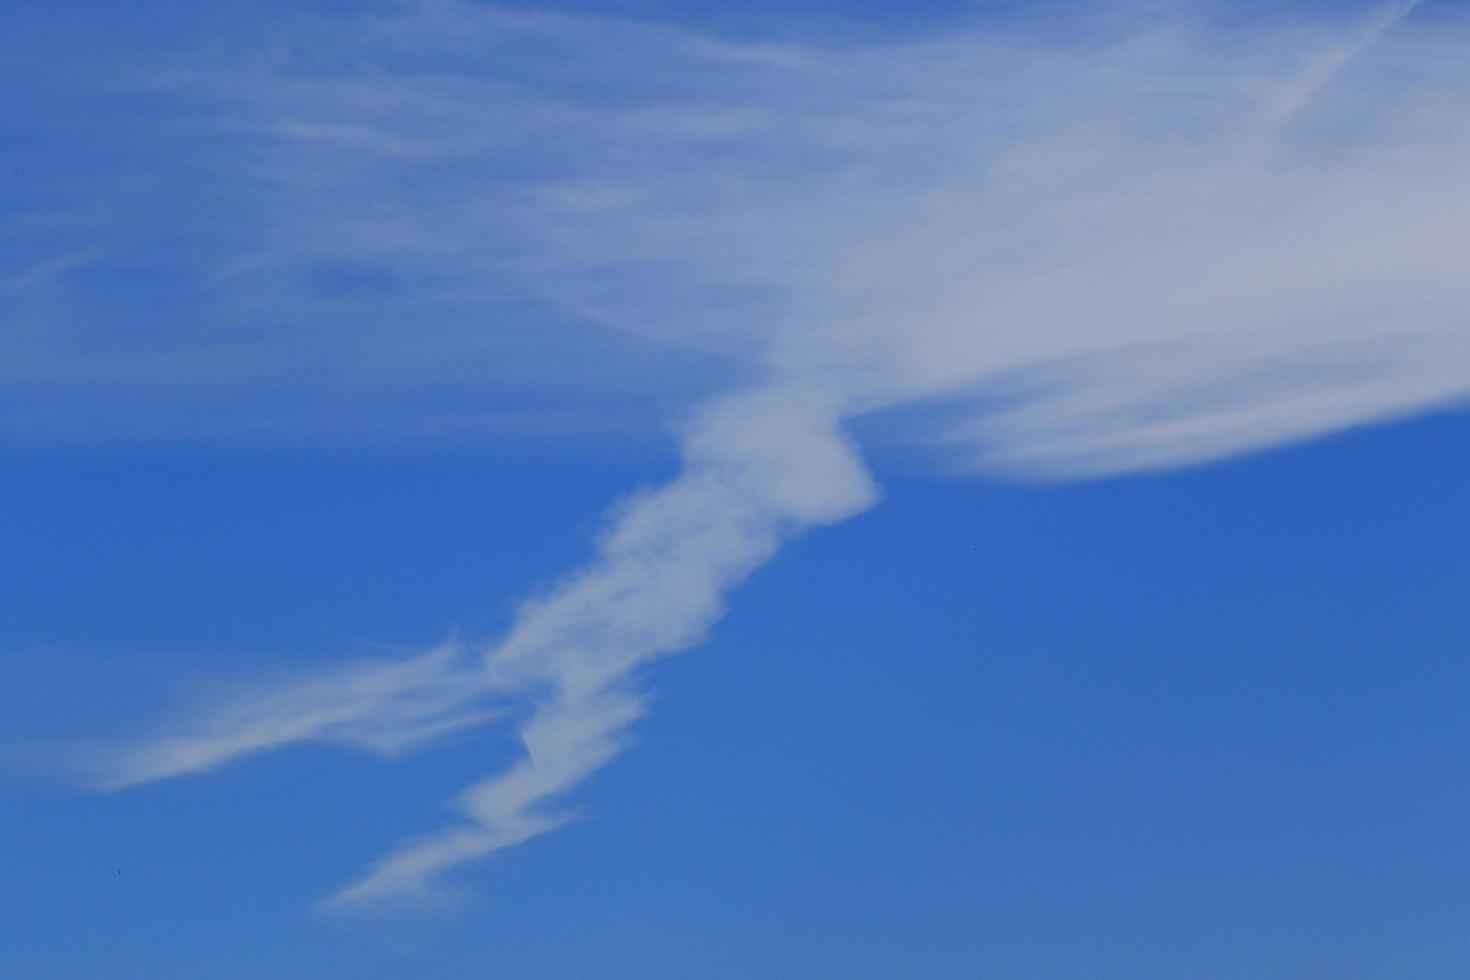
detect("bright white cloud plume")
(72, 0), (1470, 906)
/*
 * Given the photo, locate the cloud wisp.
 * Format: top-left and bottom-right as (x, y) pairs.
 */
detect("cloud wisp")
(102, 385), (876, 908)
(74, 0), (1470, 906)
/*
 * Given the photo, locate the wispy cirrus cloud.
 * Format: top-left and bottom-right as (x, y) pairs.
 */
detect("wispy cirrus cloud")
(28, 0), (1470, 906)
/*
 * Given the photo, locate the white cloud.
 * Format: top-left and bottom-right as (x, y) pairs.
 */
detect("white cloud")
(76, 0), (1470, 905)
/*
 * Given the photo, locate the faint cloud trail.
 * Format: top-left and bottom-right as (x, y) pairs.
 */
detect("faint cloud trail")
(1263, 0), (1424, 125)
(97, 640), (496, 790)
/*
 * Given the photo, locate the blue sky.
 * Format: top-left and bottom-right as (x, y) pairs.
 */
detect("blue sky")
(4, 1), (1470, 977)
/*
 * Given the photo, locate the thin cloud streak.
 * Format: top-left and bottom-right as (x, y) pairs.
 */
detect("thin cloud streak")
(82, 0), (1470, 906)
(96, 641), (496, 791)
(1263, 0), (1424, 125)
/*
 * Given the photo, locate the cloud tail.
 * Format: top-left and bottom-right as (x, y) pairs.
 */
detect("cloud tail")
(105, 382), (879, 906)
